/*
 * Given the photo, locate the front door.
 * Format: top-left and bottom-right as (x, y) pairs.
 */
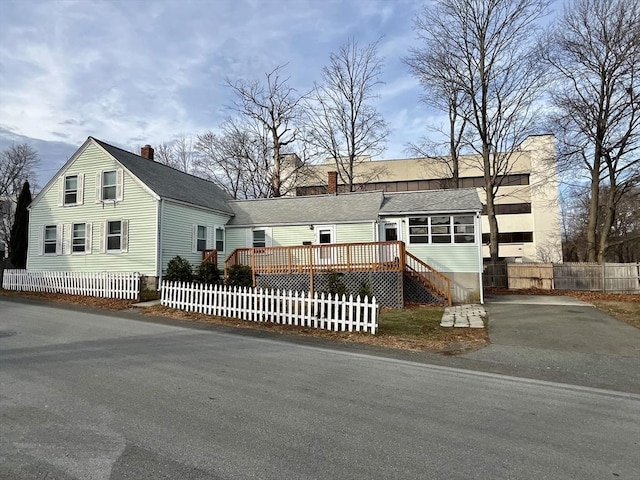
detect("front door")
(315, 226), (335, 265)
(380, 221), (400, 262)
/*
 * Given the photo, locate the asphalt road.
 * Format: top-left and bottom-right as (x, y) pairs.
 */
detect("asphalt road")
(1, 299), (639, 480)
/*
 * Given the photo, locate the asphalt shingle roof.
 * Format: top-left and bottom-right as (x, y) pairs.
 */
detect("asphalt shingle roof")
(228, 191), (384, 226)
(380, 188), (481, 214)
(93, 138), (234, 214)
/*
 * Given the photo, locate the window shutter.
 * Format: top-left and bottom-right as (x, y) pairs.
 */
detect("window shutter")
(63, 223), (71, 255)
(95, 172), (102, 202)
(58, 177), (64, 206)
(246, 229), (253, 248)
(38, 226), (44, 256)
(265, 227), (273, 247)
(56, 224), (63, 255)
(116, 168), (124, 201)
(99, 221), (106, 253)
(122, 220), (129, 252)
(192, 225), (198, 253)
(85, 222), (92, 254)
(77, 173), (84, 205)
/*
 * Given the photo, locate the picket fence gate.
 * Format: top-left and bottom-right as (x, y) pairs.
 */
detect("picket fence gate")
(1, 270), (140, 300)
(161, 281), (379, 334)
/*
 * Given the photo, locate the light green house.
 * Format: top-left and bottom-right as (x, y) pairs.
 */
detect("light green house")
(27, 137), (483, 303)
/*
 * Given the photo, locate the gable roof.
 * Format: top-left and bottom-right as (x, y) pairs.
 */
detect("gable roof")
(228, 191), (384, 226)
(92, 138), (234, 215)
(380, 188), (482, 215)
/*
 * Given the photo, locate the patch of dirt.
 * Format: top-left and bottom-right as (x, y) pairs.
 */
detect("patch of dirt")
(0, 290), (135, 310)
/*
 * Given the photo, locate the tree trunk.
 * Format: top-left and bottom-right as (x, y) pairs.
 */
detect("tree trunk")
(585, 164), (600, 262)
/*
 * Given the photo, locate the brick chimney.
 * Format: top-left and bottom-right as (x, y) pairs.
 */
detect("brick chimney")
(141, 144), (154, 161)
(328, 171), (338, 194)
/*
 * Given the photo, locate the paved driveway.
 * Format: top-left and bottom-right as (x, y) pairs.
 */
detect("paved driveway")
(463, 295), (640, 392)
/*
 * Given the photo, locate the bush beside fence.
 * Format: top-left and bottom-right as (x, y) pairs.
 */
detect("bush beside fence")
(1, 270), (140, 299)
(161, 281), (379, 334)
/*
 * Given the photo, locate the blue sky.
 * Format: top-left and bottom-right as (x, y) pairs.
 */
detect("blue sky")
(0, 0), (445, 187)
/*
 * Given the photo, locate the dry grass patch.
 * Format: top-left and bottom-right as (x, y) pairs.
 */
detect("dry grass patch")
(590, 301), (640, 329)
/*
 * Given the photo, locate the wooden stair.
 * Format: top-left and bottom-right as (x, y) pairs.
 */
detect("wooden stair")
(403, 252), (452, 306)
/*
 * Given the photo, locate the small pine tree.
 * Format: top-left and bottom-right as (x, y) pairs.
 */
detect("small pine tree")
(9, 181), (31, 269)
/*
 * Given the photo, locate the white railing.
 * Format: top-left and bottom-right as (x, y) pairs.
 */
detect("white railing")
(161, 281), (379, 334)
(1, 270), (140, 300)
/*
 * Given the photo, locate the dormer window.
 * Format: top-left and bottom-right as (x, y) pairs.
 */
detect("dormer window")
(102, 170), (117, 201)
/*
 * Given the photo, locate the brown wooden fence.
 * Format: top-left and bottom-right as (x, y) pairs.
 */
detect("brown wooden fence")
(483, 262), (640, 293)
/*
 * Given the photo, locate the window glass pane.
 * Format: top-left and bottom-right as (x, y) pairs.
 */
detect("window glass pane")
(253, 230), (266, 247)
(409, 235), (429, 244)
(103, 185), (116, 200)
(409, 226), (428, 235)
(65, 176), (77, 190)
(431, 225), (450, 235)
(455, 235), (475, 243)
(409, 217), (428, 226)
(454, 225), (474, 234)
(108, 221), (121, 235)
(453, 215), (473, 225)
(431, 235), (452, 243)
(431, 216), (450, 225)
(108, 236), (121, 250)
(319, 231), (331, 244)
(103, 171), (116, 186)
(45, 226), (57, 240)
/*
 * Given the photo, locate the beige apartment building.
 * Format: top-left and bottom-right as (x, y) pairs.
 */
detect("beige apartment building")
(294, 134), (563, 263)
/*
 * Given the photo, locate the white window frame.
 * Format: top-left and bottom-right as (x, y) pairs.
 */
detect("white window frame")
(214, 226), (225, 253)
(42, 225), (59, 255)
(59, 173), (84, 206)
(96, 168), (123, 203)
(408, 215), (476, 245)
(102, 170), (117, 201)
(247, 227), (272, 249)
(71, 222), (92, 254)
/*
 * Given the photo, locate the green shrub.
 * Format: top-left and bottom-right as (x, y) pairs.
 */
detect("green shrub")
(358, 281), (373, 301)
(226, 265), (253, 288)
(325, 270), (348, 297)
(197, 262), (222, 285)
(165, 256), (193, 282)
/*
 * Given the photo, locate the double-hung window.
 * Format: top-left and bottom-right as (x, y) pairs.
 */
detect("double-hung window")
(102, 171), (117, 201)
(107, 220), (122, 251)
(252, 229), (266, 248)
(196, 225), (207, 252)
(72, 223), (86, 253)
(215, 226), (225, 252)
(64, 175), (78, 205)
(44, 225), (57, 254)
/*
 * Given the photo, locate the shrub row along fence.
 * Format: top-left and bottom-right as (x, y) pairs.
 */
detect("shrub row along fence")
(483, 262), (640, 293)
(1, 270), (141, 299)
(161, 281), (379, 334)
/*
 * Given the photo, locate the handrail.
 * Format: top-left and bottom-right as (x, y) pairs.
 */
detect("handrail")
(404, 251), (452, 306)
(202, 249), (218, 264)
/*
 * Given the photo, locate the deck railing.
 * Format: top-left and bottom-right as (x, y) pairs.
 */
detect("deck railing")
(405, 251), (452, 305)
(202, 249), (218, 264)
(226, 241), (405, 275)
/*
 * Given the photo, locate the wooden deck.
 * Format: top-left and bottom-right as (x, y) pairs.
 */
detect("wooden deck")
(224, 240), (452, 306)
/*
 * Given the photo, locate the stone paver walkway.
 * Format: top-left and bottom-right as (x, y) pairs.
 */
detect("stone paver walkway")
(440, 304), (486, 328)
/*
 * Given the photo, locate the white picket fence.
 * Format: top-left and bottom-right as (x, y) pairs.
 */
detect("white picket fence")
(161, 281), (379, 334)
(1, 270), (140, 300)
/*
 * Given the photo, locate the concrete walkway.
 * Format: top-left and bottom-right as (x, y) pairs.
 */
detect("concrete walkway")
(440, 304), (486, 328)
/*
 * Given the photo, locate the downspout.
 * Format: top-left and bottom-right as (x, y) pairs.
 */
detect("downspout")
(157, 199), (165, 289)
(477, 210), (484, 304)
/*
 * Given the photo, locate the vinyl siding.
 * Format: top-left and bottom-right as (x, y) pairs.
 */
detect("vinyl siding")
(27, 142), (159, 274)
(335, 223), (375, 244)
(406, 244), (480, 272)
(160, 201), (231, 272)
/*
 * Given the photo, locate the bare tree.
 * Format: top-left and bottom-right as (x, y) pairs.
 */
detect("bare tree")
(225, 65), (305, 197)
(409, 0), (550, 261)
(405, 30), (471, 188)
(305, 38), (389, 191)
(155, 135), (197, 174)
(0, 143), (39, 252)
(195, 119), (275, 199)
(547, 0), (640, 262)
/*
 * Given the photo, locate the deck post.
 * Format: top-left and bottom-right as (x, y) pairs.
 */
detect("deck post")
(251, 249), (256, 287)
(399, 241), (406, 271)
(308, 245), (314, 295)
